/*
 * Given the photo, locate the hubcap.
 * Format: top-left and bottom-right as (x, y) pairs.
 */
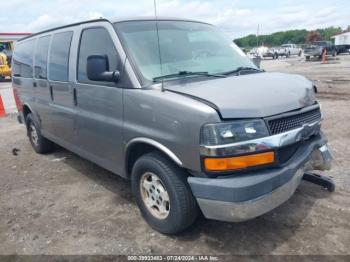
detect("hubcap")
(140, 172), (170, 219)
(29, 123), (39, 146)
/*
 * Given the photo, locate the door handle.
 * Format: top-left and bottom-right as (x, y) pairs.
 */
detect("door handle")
(49, 85), (54, 101)
(73, 88), (78, 106)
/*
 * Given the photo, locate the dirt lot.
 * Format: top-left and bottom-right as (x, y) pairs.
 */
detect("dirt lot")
(0, 55), (349, 256)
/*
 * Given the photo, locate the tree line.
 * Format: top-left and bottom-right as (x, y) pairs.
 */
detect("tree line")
(234, 26), (349, 47)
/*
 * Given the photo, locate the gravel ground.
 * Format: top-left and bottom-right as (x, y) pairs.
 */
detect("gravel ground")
(0, 55), (349, 256)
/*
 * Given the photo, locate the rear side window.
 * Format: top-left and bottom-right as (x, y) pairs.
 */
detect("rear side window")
(13, 39), (35, 78)
(77, 27), (119, 85)
(34, 36), (51, 79)
(49, 31), (73, 82)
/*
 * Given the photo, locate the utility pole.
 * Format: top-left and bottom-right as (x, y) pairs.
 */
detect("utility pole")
(256, 24), (260, 47)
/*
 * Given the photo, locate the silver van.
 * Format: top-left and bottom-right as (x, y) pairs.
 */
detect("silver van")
(13, 17), (332, 234)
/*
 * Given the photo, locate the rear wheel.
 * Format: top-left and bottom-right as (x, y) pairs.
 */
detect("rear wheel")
(25, 113), (54, 154)
(131, 152), (198, 234)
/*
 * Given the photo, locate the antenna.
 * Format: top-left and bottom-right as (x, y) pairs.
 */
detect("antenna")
(154, 0), (164, 91)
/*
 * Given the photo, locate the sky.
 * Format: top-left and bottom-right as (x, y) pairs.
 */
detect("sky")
(0, 0), (349, 39)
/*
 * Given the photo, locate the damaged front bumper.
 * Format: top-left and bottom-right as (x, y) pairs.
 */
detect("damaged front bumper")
(188, 134), (332, 222)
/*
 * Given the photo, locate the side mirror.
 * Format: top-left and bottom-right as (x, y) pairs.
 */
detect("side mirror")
(86, 55), (119, 82)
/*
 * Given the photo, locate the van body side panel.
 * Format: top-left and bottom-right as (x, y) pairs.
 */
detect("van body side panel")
(71, 22), (128, 175)
(73, 84), (124, 173)
(33, 35), (54, 133)
(46, 30), (76, 145)
(12, 38), (37, 122)
(13, 76), (36, 115)
(34, 69), (53, 133)
(123, 89), (220, 172)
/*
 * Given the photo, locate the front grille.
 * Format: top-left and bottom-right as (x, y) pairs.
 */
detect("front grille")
(268, 107), (321, 135)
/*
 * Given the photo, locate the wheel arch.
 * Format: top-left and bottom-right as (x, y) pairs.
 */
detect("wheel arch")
(22, 103), (33, 121)
(22, 103), (42, 131)
(125, 138), (183, 177)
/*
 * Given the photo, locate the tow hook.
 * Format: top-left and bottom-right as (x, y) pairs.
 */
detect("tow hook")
(303, 172), (335, 192)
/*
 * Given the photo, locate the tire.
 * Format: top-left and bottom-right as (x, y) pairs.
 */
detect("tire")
(131, 152), (198, 234)
(305, 56), (310, 61)
(25, 113), (54, 154)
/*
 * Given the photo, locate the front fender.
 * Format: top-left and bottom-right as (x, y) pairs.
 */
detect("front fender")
(125, 137), (183, 167)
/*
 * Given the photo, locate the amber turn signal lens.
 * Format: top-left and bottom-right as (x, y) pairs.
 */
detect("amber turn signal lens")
(204, 151), (275, 171)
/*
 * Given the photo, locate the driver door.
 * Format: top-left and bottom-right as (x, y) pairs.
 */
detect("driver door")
(73, 23), (125, 175)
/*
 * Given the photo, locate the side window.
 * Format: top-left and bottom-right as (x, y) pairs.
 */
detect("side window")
(13, 39), (35, 78)
(78, 27), (119, 85)
(49, 31), (73, 82)
(34, 35), (51, 79)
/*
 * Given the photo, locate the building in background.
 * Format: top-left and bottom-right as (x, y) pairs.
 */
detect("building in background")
(331, 31), (350, 54)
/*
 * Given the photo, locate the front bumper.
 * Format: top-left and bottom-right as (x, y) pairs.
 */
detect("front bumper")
(188, 134), (332, 222)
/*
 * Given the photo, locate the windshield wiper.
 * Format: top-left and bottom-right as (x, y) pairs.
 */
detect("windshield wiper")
(222, 67), (263, 76)
(153, 71), (226, 82)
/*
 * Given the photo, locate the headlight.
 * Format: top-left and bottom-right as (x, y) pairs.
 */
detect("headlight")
(200, 119), (269, 146)
(201, 120), (274, 172)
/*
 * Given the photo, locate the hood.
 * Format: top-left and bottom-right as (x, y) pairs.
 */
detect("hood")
(165, 72), (315, 119)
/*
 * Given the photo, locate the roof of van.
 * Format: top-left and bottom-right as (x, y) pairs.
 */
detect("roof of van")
(18, 17), (210, 42)
(111, 16), (209, 24)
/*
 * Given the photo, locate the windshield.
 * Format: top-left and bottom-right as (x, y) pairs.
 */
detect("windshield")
(114, 20), (257, 84)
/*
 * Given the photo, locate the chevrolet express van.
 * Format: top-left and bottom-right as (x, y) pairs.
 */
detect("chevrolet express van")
(13, 17), (332, 234)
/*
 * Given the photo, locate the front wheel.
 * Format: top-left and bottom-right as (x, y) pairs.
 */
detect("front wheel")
(131, 152), (198, 234)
